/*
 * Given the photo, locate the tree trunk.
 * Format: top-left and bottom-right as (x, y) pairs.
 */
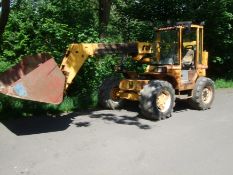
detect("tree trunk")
(99, 0), (112, 38)
(0, 0), (10, 37)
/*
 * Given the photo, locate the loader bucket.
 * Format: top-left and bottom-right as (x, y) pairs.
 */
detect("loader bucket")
(0, 53), (65, 104)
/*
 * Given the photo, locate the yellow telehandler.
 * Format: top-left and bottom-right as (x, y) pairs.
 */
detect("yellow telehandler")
(0, 22), (215, 120)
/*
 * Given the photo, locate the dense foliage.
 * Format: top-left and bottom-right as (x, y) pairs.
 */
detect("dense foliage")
(0, 0), (232, 117)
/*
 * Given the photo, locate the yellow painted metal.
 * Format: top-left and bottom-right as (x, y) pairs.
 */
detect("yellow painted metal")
(191, 24), (204, 29)
(57, 24), (209, 103)
(196, 27), (200, 69)
(156, 90), (171, 112)
(202, 86), (213, 104)
(119, 79), (149, 92)
(132, 42), (153, 62)
(183, 41), (197, 48)
(197, 69), (206, 77)
(202, 51), (209, 66)
(137, 42), (153, 54)
(60, 24), (208, 95)
(61, 42), (153, 89)
(60, 43), (99, 88)
(110, 87), (121, 101)
(178, 27), (182, 67)
(0, 23), (210, 105)
(119, 91), (139, 101)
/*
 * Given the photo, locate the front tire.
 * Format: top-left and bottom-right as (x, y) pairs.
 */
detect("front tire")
(139, 80), (175, 120)
(188, 77), (215, 110)
(98, 77), (124, 109)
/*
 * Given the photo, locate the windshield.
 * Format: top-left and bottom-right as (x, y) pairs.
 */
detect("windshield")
(156, 29), (179, 65)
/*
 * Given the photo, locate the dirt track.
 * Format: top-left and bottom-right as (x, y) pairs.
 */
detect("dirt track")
(1, 89), (233, 175)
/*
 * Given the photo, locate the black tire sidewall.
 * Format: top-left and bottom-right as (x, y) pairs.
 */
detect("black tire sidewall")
(98, 77), (123, 109)
(139, 80), (175, 120)
(152, 85), (175, 118)
(190, 77), (215, 110)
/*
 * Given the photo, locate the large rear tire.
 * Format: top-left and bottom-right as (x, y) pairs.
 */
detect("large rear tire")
(188, 77), (215, 110)
(139, 80), (175, 120)
(98, 77), (124, 109)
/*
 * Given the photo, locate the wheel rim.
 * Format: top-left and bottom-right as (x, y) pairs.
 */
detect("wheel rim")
(156, 90), (172, 113)
(202, 87), (213, 104)
(110, 87), (120, 101)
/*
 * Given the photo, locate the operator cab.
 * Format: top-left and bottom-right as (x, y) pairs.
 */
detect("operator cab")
(142, 22), (208, 89)
(153, 22), (204, 68)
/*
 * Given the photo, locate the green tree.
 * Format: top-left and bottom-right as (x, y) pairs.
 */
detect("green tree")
(123, 0), (233, 76)
(1, 0), (233, 117)
(99, 0), (112, 38)
(0, 0), (10, 37)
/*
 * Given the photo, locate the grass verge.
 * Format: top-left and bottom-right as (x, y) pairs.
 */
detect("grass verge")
(214, 79), (233, 89)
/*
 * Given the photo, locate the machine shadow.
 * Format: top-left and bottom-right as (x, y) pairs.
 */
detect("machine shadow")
(74, 103), (151, 130)
(1, 100), (193, 136)
(88, 113), (151, 130)
(1, 113), (76, 136)
(1, 106), (150, 136)
(173, 99), (194, 113)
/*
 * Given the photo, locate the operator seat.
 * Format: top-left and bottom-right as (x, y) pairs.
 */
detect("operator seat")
(182, 49), (194, 69)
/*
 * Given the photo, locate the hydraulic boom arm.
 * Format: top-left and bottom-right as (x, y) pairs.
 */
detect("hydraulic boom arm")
(0, 42), (153, 104)
(60, 42), (153, 89)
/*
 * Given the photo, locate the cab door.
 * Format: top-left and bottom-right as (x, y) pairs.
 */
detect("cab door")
(181, 27), (198, 84)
